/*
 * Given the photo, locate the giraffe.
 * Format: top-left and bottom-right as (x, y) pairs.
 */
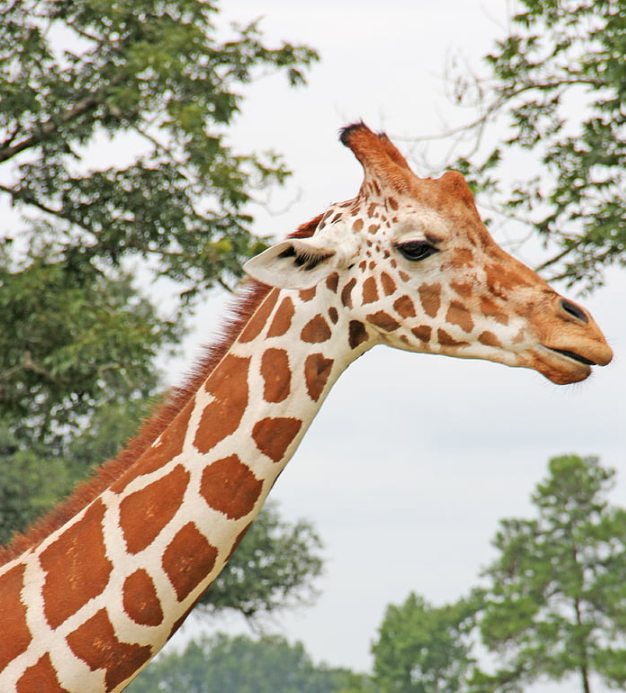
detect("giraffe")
(0, 123), (612, 693)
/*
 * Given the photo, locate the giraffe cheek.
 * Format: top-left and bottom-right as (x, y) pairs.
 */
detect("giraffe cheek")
(361, 276), (380, 304)
(411, 325), (432, 345)
(436, 329), (470, 349)
(367, 311), (401, 333)
(418, 283), (442, 318)
(393, 295), (416, 318)
(445, 301), (474, 333)
(478, 331), (503, 349)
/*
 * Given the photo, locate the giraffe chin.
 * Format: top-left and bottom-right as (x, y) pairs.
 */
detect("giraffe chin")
(541, 362), (592, 386)
(534, 347), (600, 385)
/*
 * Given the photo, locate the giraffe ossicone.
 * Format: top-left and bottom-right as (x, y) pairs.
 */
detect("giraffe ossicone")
(0, 122), (612, 693)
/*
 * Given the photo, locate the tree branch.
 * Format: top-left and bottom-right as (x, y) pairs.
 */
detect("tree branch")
(0, 182), (102, 242)
(0, 73), (125, 165)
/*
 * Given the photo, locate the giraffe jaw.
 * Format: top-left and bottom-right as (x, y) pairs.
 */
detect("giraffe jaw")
(535, 343), (612, 384)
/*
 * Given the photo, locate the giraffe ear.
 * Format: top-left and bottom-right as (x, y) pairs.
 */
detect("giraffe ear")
(244, 238), (339, 290)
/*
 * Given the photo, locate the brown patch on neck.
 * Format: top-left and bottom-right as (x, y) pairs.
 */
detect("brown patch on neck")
(301, 315), (332, 343)
(304, 353), (334, 402)
(349, 321), (369, 349)
(299, 287), (317, 302)
(326, 273), (339, 293)
(194, 354), (251, 453)
(67, 609), (152, 691)
(118, 465), (190, 555)
(267, 297), (295, 338)
(123, 569), (164, 627)
(41, 499), (113, 630)
(261, 349), (292, 403)
(252, 417), (303, 463)
(17, 655), (67, 693)
(162, 523), (218, 603)
(0, 564), (31, 671)
(200, 455), (263, 520)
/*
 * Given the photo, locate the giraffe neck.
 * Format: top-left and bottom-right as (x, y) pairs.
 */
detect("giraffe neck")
(0, 281), (367, 693)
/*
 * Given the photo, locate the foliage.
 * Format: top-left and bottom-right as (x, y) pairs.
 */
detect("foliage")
(369, 592), (479, 693)
(127, 632), (354, 693)
(472, 455), (626, 693)
(0, 0), (318, 297)
(445, 0), (626, 290)
(0, 430), (71, 546)
(0, 250), (169, 450)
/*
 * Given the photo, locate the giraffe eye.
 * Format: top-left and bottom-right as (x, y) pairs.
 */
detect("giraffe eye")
(396, 240), (439, 262)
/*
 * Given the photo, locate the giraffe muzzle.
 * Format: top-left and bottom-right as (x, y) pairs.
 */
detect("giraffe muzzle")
(535, 292), (614, 380)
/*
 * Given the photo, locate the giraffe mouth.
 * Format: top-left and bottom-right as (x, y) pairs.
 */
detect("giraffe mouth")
(545, 347), (598, 367)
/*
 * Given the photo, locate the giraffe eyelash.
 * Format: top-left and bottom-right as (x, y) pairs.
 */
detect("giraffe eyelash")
(278, 245), (333, 271)
(395, 240), (440, 262)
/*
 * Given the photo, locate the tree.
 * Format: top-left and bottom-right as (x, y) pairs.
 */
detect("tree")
(0, 255), (169, 452)
(126, 632), (354, 693)
(472, 455), (626, 693)
(441, 0), (626, 290)
(0, 0), (317, 297)
(370, 592), (478, 693)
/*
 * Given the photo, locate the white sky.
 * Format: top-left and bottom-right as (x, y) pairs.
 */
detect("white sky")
(164, 1), (626, 690)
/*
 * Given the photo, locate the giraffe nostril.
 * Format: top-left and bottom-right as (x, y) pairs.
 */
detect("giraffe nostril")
(560, 299), (589, 324)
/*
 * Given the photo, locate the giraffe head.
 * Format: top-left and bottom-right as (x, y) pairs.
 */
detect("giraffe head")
(245, 123), (612, 384)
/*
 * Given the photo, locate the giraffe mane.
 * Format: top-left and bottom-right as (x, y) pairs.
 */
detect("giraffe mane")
(0, 215), (322, 566)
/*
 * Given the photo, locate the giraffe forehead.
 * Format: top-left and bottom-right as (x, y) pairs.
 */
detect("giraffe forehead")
(316, 200), (447, 250)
